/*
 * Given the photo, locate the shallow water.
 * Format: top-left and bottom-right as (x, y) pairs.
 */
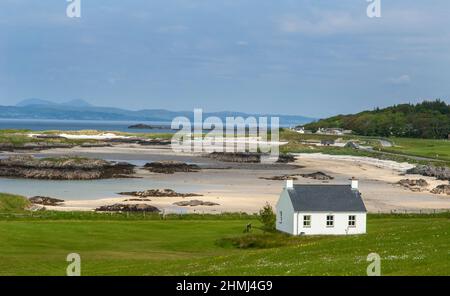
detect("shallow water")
(0, 177), (204, 200)
(0, 119), (173, 133)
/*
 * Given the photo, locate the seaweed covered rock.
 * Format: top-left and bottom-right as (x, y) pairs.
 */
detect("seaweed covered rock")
(173, 200), (219, 207)
(0, 156), (135, 180)
(406, 165), (450, 181)
(95, 204), (160, 212)
(397, 179), (429, 192)
(144, 161), (200, 174)
(300, 172), (334, 180)
(118, 188), (202, 198)
(430, 184), (450, 195)
(29, 196), (64, 206)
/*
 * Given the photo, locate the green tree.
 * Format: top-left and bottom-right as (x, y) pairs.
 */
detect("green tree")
(258, 203), (276, 232)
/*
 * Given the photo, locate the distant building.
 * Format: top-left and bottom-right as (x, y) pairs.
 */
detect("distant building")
(276, 179), (367, 235)
(321, 139), (335, 146)
(293, 126), (305, 134)
(316, 128), (352, 135)
(344, 141), (359, 149)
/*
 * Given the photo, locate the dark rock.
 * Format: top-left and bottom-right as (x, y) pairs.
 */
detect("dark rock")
(95, 204), (160, 212)
(260, 174), (300, 181)
(397, 179), (429, 187)
(406, 165), (450, 181)
(118, 188), (202, 198)
(0, 156), (135, 180)
(206, 152), (261, 163)
(79, 142), (112, 148)
(29, 196), (64, 206)
(105, 137), (142, 144)
(137, 139), (171, 146)
(276, 154), (296, 163)
(144, 161), (200, 174)
(205, 152), (296, 164)
(430, 184), (450, 195)
(397, 179), (429, 192)
(173, 200), (220, 207)
(300, 171), (334, 180)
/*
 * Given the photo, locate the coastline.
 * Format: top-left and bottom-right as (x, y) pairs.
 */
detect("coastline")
(2, 145), (448, 213)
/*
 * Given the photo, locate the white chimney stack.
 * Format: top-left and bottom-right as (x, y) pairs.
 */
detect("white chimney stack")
(351, 177), (358, 190)
(286, 179), (294, 189)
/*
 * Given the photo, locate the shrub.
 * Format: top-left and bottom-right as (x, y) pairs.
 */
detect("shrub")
(258, 203), (276, 232)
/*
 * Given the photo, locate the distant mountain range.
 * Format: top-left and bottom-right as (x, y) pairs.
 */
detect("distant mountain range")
(0, 99), (315, 126)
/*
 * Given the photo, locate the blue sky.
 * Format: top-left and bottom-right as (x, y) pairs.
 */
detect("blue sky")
(0, 0), (449, 117)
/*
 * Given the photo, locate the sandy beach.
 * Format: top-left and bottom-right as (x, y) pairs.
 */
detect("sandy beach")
(3, 144), (447, 214)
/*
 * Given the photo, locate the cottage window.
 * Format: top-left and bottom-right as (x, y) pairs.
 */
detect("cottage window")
(326, 215), (334, 227)
(348, 215), (356, 227)
(279, 211), (282, 224)
(303, 215), (311, 227)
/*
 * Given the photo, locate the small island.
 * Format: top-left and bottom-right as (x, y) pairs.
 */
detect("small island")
(128, 123), (172, 130)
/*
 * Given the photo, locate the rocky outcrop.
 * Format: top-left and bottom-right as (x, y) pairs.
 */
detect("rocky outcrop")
(430, 184), (450, 195)
(143, 161), (200, 174)
(79, 142), (112, 148)
(205, 152), (295, 163)
(95, 204), (160, 212)
(276, 154), (296, 163)
(29, 196), (64, 206)
(206, 152), (261, 163)
(397, 179), (429, 192)
(137, 139), (171, 146)
(0, 142), (74, 152)
(173, 200), (220, 207)
(0, 156), (135, 180)
(118, 189), (202, 198)
(104, 137), (171, 146)
(406, 165), (450, 181)
(300, 172), (334, 180)
(260, 174), (300, 181)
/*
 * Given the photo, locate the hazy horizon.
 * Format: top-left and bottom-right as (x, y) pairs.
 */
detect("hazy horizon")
(1, 1), (450, 117)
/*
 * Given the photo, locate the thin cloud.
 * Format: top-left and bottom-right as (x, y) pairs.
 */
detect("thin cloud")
(388, 75), (411, 85)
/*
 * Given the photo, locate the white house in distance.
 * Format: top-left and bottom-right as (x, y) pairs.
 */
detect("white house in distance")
(276, 179), (367, 235)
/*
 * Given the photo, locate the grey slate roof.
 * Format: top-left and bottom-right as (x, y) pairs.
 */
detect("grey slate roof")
(287, 185), (367, 212)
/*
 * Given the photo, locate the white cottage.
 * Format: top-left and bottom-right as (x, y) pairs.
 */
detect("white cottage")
(276, 179), (367, 235)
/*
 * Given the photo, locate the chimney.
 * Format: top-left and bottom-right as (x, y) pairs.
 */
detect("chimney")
(286, 179), (294, 189)
(351, 177), (358, 190)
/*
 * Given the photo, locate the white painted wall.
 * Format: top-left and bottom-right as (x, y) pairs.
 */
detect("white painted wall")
(275, 189), (295, 234)
(295, 212), (366, 235)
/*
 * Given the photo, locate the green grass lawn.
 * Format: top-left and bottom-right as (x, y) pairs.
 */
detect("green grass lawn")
(382, 137), (450, 162)
(0, 208), (448, 275)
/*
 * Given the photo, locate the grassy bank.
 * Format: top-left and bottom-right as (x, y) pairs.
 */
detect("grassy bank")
(0, 194), (448, 275)
(280, 129), (450, 167)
